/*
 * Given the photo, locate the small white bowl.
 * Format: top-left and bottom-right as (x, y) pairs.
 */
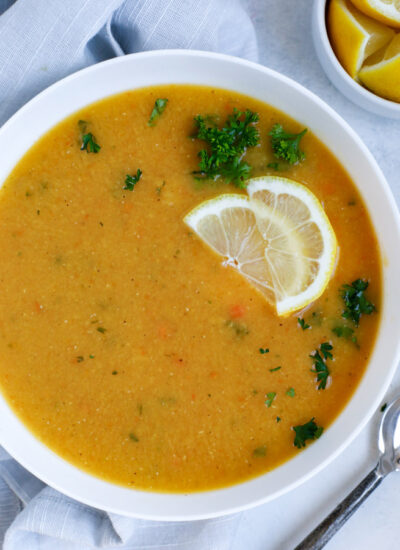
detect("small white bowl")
(312, 0), (400, 119)
(0, 50), (399, 521)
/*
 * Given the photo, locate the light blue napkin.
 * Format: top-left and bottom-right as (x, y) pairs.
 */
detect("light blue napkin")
(0, 0), (257, 548)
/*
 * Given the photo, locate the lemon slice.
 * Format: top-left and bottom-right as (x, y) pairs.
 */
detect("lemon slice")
(327, 0), (395, 78)
(359, 34), (400, 101)
(184, 178), (337, 316)
(350, 0), (400, 28)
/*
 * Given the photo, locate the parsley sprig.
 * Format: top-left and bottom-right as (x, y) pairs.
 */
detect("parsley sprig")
(269, 123), (307, 164)
(340, 279), (375, 326)
(192, 109), (260, 188)
(265, 392), (276, 408)
(148, 98), (168, 126)
(310, 342), (333, 390)
(124, 169), (142, 191)
(81, 132), (101, 153)
(293, 418), (323, 449)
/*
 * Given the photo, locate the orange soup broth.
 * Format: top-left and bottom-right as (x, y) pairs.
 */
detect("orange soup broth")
(0, 85), (381, 492)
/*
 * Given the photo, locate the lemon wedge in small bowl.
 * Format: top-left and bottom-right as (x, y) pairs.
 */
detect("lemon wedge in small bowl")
(184, 177), (337, 316)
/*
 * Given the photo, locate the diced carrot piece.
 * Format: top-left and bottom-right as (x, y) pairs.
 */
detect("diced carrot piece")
(229, 304), (246, 319)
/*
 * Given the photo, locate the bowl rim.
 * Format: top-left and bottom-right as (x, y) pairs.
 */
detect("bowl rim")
(312, 0), (400, 117)
(0, 48), (399, 521)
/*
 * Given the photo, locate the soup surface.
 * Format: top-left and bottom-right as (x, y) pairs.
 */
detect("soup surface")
(0, 85), (380, 492)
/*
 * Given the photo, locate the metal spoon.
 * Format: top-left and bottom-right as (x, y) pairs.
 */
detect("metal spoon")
(295, 396), (400, 550)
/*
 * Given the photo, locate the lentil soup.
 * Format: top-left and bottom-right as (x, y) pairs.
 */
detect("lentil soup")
(0, 85), (381, 492)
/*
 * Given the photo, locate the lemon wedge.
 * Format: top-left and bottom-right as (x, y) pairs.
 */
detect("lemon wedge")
(184, 177), (337, 316)
(327, 0), (395, 78)
(350, 0), (400, 28)
(359, 34), (400, 101)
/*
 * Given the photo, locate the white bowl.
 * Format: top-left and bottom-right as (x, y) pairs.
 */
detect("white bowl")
(0, 50), (399, 520)
(312, 0), (400, 119)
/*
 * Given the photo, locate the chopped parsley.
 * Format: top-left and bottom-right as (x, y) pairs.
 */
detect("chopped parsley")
(276, 416), (281, 423)
(269, 366), (281, 372)
(89, 355), (95, 359)
(310, 342), (333, 390)
(340, 279), (375, 326)
(286, 387), (295, 397)
(253, 445), (267, 457)
(259, 347), (269, 354)
(293, 418), (323, 448)
(129, 432), (139, 442)
(298, 318), (310, 330)
(192, 108), (260, 188)
(124, 169), (142, 191)
(96, 326), (106, 334)
(148, 98), (168, 126)
(265, 392), (276, 408)
(332, 324), (358, 346)
(269, 123), (307, 164)
(81, 132), (101, 153)
(226, 319), (249, 337)
(76, 356), (84, 363)
(267, 162), (280, 171)
(112, 370), (118, 375)
(381, 403), (387, 413)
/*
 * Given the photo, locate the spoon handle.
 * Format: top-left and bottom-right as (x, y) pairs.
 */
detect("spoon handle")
(294, 464), (383, 550)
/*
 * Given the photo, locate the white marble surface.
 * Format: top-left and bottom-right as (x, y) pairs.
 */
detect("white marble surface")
(232, 1), (400, 549)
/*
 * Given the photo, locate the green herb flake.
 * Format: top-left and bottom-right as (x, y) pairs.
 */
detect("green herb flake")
(265, 392), (276, 408)
(112, 370), (118, 375)
(89, 355), (95, 359)
(267, 162), (280, 171)
(124, 169), (142, 191)
(148, 98), (168, 126)
(192, 108), (260, 188)
(286, 387), (295, 397)
(259, 347), (269, 354)
(298, 318), (310, 330)
(332, 325), (354, 339)
(269, 366), (281, 372)
(276, 416), (281, 423)
(97, 327), (106, 334)
(293, 418), (323, 448)
(81, 132), (101, 153)
(226, 319), (249, 337)
(340, 279), (375, 326)
(156, 181), (166, 195)
(129, 432), (139, 442)
(310, 342), (333, 390)
(253, 445), (267, 457)
(381, 403), (387, 413)
(269, 123), (307, 165)
(76, 356), (84, 363)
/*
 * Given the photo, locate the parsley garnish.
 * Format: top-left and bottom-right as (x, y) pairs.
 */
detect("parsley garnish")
(259, 348), (269, 354)
(267, 162), (280, 171)
(253, 445), (267, 457)
(112, 370), (118, 375)
(310, 342), (333, 390)
(276, 416), (281, 423)
(124, 169), (142, 191)
(81, 133), (101, 153)
(265, 392), (276, 408)
(293, 418), (323, 448)
(332, 325), (354, 339)
(298, 318), (310, 330)
(192, 108), (260, 188)
(286, 387), (295, 397)
(340, 279), (375, 326)
(148, 98), (168, 126)
(381, 403), (387, 413)
(269, 366), (281, 372)
(269, 123), (307, 164)
(129, 432), (139, 442)
(97, 327), (106, 334)
(76, 356), (84, 363)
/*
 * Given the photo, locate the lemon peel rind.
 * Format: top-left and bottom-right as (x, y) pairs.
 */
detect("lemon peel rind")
(246, 177), (337, 316)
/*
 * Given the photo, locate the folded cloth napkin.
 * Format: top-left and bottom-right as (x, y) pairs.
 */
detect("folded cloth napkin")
(0, 0), (257, 548)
